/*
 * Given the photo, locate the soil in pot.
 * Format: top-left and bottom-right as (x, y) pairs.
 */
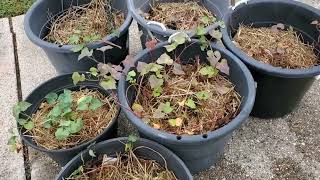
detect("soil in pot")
(19, 88), (118, 150)
(67, 146), (177, 179)
(45, 0), (125, 45)
(127, 45), (241, 135)
(142, 1), (216, 31)
(233, 23), (319, 69)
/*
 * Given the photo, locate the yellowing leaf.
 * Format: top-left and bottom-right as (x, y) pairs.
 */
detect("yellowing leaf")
(156, 53), (173, 65)
(153, 123), (161, 129)
(132, 103), (144, 114)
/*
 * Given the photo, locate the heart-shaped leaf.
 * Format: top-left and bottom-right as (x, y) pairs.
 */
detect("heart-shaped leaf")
(216, 59), (230, 75)
(78, 47), (93, 61)
(156, 53), (173, 65)
(148, 75), (164, 89)
(173, 63), (185, 75)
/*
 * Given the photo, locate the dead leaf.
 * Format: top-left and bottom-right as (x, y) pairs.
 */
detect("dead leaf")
(175, 118), (183, 126)
(216, 86), (230, 95)
(173, 63), (185, 75)
(207, 50), (221, 66)
(148, 75), (164, 89)
(137, 61), (147, 73)
(216, 59), (230, 75)
(153, 123), (161, 129)
(122, 55), (135, 71)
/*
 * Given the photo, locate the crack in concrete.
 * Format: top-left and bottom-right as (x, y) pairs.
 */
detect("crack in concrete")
(8, 17), (31, 180)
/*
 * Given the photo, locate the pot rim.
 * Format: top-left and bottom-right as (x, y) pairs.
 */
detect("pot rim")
(19, 73), (120, 153)
(128, 0), (223, 37)
(56, 137), (193, 180)
(118, 40), (256, 144)
(24, 0), (133, 53)
(222, 0), (320, 78)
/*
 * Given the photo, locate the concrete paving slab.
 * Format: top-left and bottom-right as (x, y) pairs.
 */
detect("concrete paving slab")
(12, 15), (60, 180)
(0, 18), (25, 180)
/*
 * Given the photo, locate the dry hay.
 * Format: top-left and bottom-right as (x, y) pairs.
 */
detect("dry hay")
(233, 24), (319, 69)
(135, 63), (241, 135)
(143, 1), (215, 30)
(27, 89), (118, 150)
(45, 0), (125, 45)
(68, 148), (177, 180)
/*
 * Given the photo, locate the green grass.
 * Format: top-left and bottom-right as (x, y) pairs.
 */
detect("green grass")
(0, 0), (34, 18)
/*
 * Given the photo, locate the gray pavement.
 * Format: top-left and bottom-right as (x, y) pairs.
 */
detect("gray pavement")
(0, 1), (319, 179)
(0, 18), (26, 180)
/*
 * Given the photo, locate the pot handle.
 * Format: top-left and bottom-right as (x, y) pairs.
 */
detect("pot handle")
(230, 0), (249, 10)
(168, 32), (191, 44)
(147, 21), (167, 31)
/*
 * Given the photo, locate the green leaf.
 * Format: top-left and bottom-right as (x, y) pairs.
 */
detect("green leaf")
(89, 98), (103, 110)
(126, 70), (136, 83)
(162, 102), (173, 114)
(185, 98), (196, 109)
(196, 91), (210, 100)
(199, 35), (209, 51)
(72, 72), (86, 85)
(128, 134), (138, 143)
(71, 44), (85, 53)
(199, 66), (218, 78)
(45, 92), (58, 105)
(69, 119), (83, 134)
(171, 32), (187, 45)
(49, 105), (62, 117)
(7, 135), (17, 145)
(78, 47), (93, 61)
(100, 76), (116, 90)
(17, 118), (27, 126)
(156, 53), (173, 65)
(55, 128), (70, 140)
(89, 149), (96, 157)
(201, 16), (210, 25)
(140, 63), (163, 76)
(58, 90), (73, 104)
(13, 101), (31, 119)
(148, 75), (164, 89)
(217, 21), (225, 28)
(164, 42), (178, 52)
(23, 121), (34, 130)
(196, 25), (207, 36)
(168, 118), (183, 127)
(69, 34), (80, 44)
(89, 67), (99, 76)
(77, 96), (93, 111)
(152, 86), (162, 97)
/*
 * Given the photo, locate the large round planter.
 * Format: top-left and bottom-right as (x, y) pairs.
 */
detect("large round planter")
(222, 0), (320, 118)
(118, 41), (256, 173)
(24, 0), (132, 74)
(128, 0), (229, 48)
(56, 137), (193, 180)
(18, 73), (120, 166)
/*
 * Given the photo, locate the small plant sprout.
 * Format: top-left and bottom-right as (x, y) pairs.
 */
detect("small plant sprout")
(125, 134), (138, 152)
(7, 129), (22, 153)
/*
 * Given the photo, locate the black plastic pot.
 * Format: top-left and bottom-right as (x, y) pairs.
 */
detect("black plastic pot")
(128, 0), (229, 48)
(118, 40), (256, 173)
(222, 0), (320, 118)
(18, 73), (120, 166)
(56, 137), (193, 180)
(24, 0), (132, 74)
